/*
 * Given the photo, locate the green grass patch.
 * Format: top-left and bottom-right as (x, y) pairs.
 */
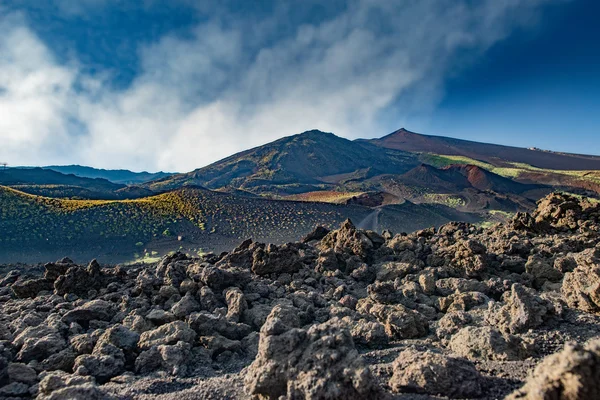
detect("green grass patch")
(422, 193), (466, 208)
(421, 154), (600, 185)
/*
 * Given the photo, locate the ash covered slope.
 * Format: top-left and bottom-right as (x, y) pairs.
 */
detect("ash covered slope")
(145, 130), (419, 195)
(0, 185), (479, 264)
(2, 193), (600, 399)
(369, 128), (600, 170)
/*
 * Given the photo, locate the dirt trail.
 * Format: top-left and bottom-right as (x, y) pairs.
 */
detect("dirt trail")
(357, 208), (381, 231)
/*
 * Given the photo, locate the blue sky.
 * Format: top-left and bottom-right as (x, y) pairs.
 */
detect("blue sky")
(0, 0), (597, 172)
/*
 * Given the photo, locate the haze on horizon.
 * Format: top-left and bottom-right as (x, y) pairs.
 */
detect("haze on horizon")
(1, 0), (598, 173)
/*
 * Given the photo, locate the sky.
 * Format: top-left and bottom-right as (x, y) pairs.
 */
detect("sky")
(0, 0), (598, 172)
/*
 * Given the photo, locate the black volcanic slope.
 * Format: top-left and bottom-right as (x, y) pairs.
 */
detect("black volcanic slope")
(146, 130), (420, 195)
(368, 128), (600, 170)
(0, 185), (479, 263)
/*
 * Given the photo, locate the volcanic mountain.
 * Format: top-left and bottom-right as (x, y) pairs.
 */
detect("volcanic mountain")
(146, 130), (420, 195)
(370, 128), (600, 170)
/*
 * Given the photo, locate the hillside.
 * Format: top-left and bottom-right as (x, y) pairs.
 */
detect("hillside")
(146, 130), (420, 195)
(0, 185), (482, 263)
(4, 193), (600, 400)
(400, 164), (541, 195)
(43, 165), (173, 184)
(0, 167), (136, 199)
(370, 128), (600, 170)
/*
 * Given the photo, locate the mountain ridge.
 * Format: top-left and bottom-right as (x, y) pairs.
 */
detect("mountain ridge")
(369, 128), (600, 170)
(145, 129), (420, 195)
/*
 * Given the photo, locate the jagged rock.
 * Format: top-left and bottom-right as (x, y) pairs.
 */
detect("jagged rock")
(62, 300), (115, 325)
(70, 334), (97, 355)
(135, 341), (193, 376)
(138, 321), (196, 350)
(145, 309), (176, 325)
(525, 254), (563, 288)
(562, 247), (600, 313)
(199, 334), (242, 359)
(0, 357), (7, 387)
(533, 192), (586, 231)
(16, 331), (66, 363)
(199, 265), (235, 290)
(343, 317), (388, 348)
(38, 372), (94, 397)
(507, 338), (600, 400)
(171, 292), (202, 318)
(436, 311), (472, 344)
(44, 260), (74, 281)
(449, 326), (530, 361)
(375, 262), (420, 282)
(40, 348), (76, 372)
(245, 306), (380, 399)
(187, 311), (252, 340)
(252, 243), (302, 276)
(320, 219), (373, 262)
(122, 315), (153, 333)
(0, 270), (21, 287)
(438, 291), (489, 313)
(0, 381), (30, 397)
(8, 363), (37, 384)
(54, 261), (103, 297)
(198, 286), (221, 312)
(485, 283), (551, 334)
(157, 341), (193, 375)
(41, 383), (113, 400)
(155, 252), (188, 279)
(242, 303), (273, 331)
(357, 299), (428, 340)
(224, 287), (247, 322)
(95, 325), (139, 354)
(3, 191), (600, 399)
(159, 260), (189, 288)
(135, 269), (159, 293)
(302, 226), (330, 243)
(435, 278), (488, 296)
(74, 343), (125, 383)
(11, 278), (54, 298)
(134, 347), (162, 374)
(389, 347), (482, 398)
(215, 239), (255, 269)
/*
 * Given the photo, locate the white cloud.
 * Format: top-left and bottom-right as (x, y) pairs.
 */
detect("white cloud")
(0, 0), (561, 172)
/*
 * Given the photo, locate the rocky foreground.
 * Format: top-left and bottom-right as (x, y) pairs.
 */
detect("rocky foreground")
(1, 193), (600, 399)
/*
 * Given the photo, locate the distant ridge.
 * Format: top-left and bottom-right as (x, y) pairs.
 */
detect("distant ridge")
(368, 128), (600, 170)
(43, 165), (173, 184)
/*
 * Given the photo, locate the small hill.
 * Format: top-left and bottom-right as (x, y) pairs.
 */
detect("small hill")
(0, 168), (133, 199)
(0, 185), (481, 263)
(146, 130), (419, 195)
(43, 165), (174, 184)
(369, 128), (600, 170)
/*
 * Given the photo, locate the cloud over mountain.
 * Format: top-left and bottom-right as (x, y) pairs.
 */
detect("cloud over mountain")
(0, 0), (562, 172)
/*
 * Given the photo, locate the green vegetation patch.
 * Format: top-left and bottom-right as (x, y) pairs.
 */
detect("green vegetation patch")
(422, 193), (466, 208)
(421, 154), (600, 186)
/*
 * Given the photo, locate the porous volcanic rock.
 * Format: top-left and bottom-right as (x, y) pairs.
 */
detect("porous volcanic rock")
(507, 338), (600, 400)
(1, 192), (600, 399)
(244, 305), (380, 399)
(389, 347), (483, 398)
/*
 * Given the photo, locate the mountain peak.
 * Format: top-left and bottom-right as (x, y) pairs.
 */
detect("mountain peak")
(295, 129), (335, 138)
(393, 127), (416, 134)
